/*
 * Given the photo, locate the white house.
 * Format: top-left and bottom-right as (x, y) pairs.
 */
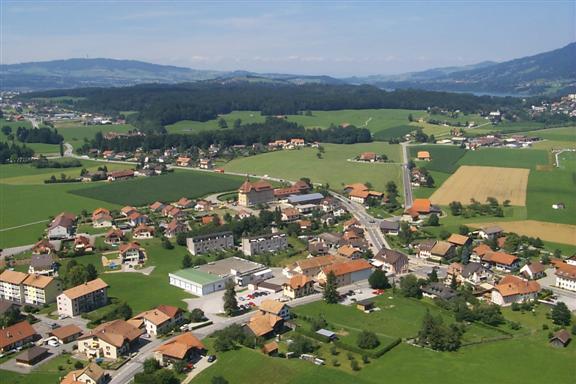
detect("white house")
(491, 276), (540, 306)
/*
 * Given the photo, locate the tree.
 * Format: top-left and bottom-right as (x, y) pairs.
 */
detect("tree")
(211, 377), (229, 384)
(385, 181), (398, 196)
(115, 303), (133, 320)
(399, 275), (422, 298)
(368, 269), (390, 289)
(217, 118), (228, 129)
(182, 254), (192, 269)
(85, 264), (98, 281)
(323, 271), (339, 304)
(66, 265), (88, 288)
(1, 126), (12, 136)
(0, 306), (21, 327)
(428, 268), (439, 283)
(551, 302), (572, 326)
(143, 358), (160, 374)
(449, 201), (463, 216)
(223, 281), (238, 316)
(162, 238), (174, 250)
(233, 119), (242, 129)
(425, 174), (435, 188)
(458, 225), (469, 236)
(427, 213), (439, 226)
(287, 334), (316, 356)
(59, 142), (64, 157)
(190, 308), (206, 322)
(357, 330), (380, 349)
(460, 245), (471, 264)
(408, 113), (414, 122)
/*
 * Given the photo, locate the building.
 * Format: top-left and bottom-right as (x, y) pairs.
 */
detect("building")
(430, 241), (456, 261)
(491, 275), (540, 306)
(120, 206), (138, 217)
(128, 212), (148, 227)
(555, 263), (576, 292)
(169, 269), (228, 297)
(31, 239), (54, 255)
(380, 220), (400, 235)
(259, 299), (291, 320)
(164, 220), (187, 238)
(317, 259), (373, 287)
(74, 235), (93, 253)
(356, 299), (375, 311)
(199, 158), (213, 169)
(520, 262), (546, 280)
(282, 275), (315, 299)
(286, 193), (324, 206)
(261, 341), (279, 356)
(549, 329), (572, 348)
(129, 305), (184, 336)
(118, 242), (146, 266)
(460, 262), (493, 286)
(78, 319), (143, 359)
(374, 248), (409, 275)
(149, 201), (165, 213)
(104, 229), (124, 245)
(49, 324), (83, 344)
(410, 198), (441, 216)
(281, 207), (300, 222)
(422, 283), (457, 300)
(238, 179), (274, 207)
(446, 234), (471, 247)
(0, 321), (38, 352)
(174, 197), (193, 209)
(61, 363), (105, 384)
(154, 332), (205, 366)
(133, 224), (155, 239)
(358, 152), (378, 162)
(186, 231), (234, 256)
(28, 253), (56, 276)
(245, 312), (284, 338)
(22, 274), (62, 305)
(196, 257), (271, 287)
(479, 225), (504, 240)
(0, 270), (28, 303)
(57, 278), (109, 317)
(16, 346), (49, 366)
(47, 212), (76, 240)
(283, 255), (340, 278)
(417, 151), (431, 161)
(349, 189), (384, 204)
(241, 233), (288, 256)
(92, 208), (113, 228)
(482, 252), (519, 272)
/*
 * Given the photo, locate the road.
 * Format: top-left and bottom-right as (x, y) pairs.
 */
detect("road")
(63, 142), (74, 157)
(400, 142), (413, 208)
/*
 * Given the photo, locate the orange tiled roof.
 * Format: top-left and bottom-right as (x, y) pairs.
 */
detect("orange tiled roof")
(495, 275), (540, 297)
(412, 198), (431, 213)
(322, 259), (371, 277)
(155, 332), (205, 359)
(0, 270), (28, 285)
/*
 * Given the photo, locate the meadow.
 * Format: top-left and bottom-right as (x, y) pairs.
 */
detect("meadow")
(409, 145), (467, 173)
(223, 143), (403, 192)
(70, 170), (244, 206)
(458, 148), (549, 170)
(53, 121), (138, 144)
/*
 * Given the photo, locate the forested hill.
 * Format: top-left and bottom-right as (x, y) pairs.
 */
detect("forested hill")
(25, 82), (522, 130)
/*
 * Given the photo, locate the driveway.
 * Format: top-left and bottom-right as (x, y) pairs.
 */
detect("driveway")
(539, 268), (576, 310)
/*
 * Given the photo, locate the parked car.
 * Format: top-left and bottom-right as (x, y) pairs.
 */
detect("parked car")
(50, 323), (59, 330)
(47, 340), (60, 347)
(207, 355), (217, 363)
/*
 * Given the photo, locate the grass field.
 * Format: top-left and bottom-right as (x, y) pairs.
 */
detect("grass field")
(0, 354), (80, 384)
(557, 150), (576, 171)
(458, 148), (548, 170)
(409, 145), (467, 173)
(525, 168), (576, 225)
(70, 170), (244, 206)
(0, 141), (61, 155)
(223, 143), (403, 192)
(467, 220), (576, 245)
(430, 166), (530, 206)
(165, 111), (264, 134)
(53, 121), (138, 144)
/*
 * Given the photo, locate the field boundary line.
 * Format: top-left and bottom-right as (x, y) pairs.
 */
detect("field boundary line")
(0, 219), (48, 232)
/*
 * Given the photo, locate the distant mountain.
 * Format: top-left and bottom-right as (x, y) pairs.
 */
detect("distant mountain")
(0, 58), (343, 91)
(354, 43), (576, 96)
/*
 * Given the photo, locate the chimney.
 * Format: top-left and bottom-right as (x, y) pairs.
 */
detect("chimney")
(72, 373), (77, 381)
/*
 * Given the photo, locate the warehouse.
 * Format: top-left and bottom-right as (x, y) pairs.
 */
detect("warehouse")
(168, 269), (228, 296)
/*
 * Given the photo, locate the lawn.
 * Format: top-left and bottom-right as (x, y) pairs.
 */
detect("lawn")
(223, 143), (403, 192)
(165, 111), (264, 134)
(0, 141), (61, 155)
(409, 145), (467, 173)
(526, 168), (576, 225)
(70, 170), (244, 206)
(0, 353), (80, 384)
(458, 148), (549, 170)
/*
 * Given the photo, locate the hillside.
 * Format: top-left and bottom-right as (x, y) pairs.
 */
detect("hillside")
(361, 43), (576, 95)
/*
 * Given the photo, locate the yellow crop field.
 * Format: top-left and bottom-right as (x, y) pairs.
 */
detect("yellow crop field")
(468, 220), (576, 245)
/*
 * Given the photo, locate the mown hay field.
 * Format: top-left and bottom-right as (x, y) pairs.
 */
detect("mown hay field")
(430, 165), (530, 206)
(468, 220), (576, 245)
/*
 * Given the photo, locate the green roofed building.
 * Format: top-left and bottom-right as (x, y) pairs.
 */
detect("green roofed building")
(169, 268), (229, 296)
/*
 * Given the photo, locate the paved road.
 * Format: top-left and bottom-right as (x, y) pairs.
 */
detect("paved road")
(539, 268), (576, 310)
(64, 142), (74, 157)
(0, 244), (35, 259)
(400, 142), (413, 208)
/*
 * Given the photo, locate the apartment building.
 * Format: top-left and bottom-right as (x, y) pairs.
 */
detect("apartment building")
(186, 231), (234, 256)
(241, 233), (288, 256)
(57, 278), (109, 317)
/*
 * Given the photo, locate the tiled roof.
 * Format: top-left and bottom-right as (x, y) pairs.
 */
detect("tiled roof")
(23, 274), (55, 289)
(61, 278), (108, 300)
(259, 299), (286, 315)
(321, 259), (372, 277)
(0, 270), (28, 285)
(0, 321), (37, 349)
(155, 332), (205, 359)
(495, 275), (540, 297)
(50, 324), (83, 340)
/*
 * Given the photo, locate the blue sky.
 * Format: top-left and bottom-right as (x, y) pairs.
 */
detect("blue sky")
(1, 0), (574, 76)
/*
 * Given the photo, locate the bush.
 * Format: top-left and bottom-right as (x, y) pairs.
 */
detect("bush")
(357, 330), (380, 349)
(190, 308), (206, 322)
(74, 361), (84, 369)
(330, 346), (339, 356)
(332, 359), (340, 367)
(350, 359), (360, 371)
(362, 355), (370, 364)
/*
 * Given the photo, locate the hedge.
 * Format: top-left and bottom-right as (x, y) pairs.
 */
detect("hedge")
(334, 337), (401, 359)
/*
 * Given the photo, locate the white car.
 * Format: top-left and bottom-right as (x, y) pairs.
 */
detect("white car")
(47, 340), (60, 347)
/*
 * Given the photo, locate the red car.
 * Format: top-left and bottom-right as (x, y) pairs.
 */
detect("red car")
(248, 302), (256, 307)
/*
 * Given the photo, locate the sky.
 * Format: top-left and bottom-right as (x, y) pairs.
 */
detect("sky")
(1, 0), (575, 77)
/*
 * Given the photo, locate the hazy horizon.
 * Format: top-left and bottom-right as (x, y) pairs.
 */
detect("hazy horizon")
(1, 0), (575, 77)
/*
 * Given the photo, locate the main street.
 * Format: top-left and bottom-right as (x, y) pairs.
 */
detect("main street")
(400, 142), (413, 208)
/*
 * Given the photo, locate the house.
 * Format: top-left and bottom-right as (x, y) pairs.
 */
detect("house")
(374, 248), (409, 275)
(0, 270), (28, 302)
(337, 245), (362, 259)
(520, 262), (546, 280)
(31, 239), (54, 255)
(242, 233), (288, 256)
(92, 208), (113, 228)
(245, 312), (284, 338)
(259, 299), (290, 320)
(317, 259), (372, 287)
(120, 206), (138, 217)
(430, 241), (456, 261)
(119, 242), (146, 265)
(549, 329), (572, 348)
(28, 253), (56, 275)
(417, 151), (431, 161)
(358, 152), (378, 162)
(282, 275), (315, 299)
(130, 305), (184, 336)
(318, 233), (342, 249)
(194, 200), (212, 212)
(61, 363), (105, 384)
(416, 240), (436, 259)
(281, 208), (300, 222)
(201, 215), (217, 225)
(411, 198), (441, 216)
(349, 189), (384, 204)
(74, 235), (93, 253)
(16, 346), (49, 366)
(154, 332), (205, 366)
(175, 156), (192, 167)
(163, 220), (186, 238)
(174, 197), (193, 209)
(479, 226), (503, 240)
(261, 341), (279, 356)
(57, 278), (109, 317)
(283, 255), (340, 278)
(49, 324), (83, 344)
(0, 321), (38, 352)
(566, 255), (576, 266)
(104, 228), (124, 245)
(491, 275), (540, 306)
(128, 212), (148, 227)
(186, 231), (234, 255)
(238, 179), (274, 207)
(356, 299), (375, 311)
(471, 244), (493, 263)
(107, 170), (134, 181)
(422, 282), (457, 300)
(199, 158), (213, 169)
(298, 220), (311, 230)
(149, 201), (165, 212)
(447, 234), (471, 247)
(482, 252), (519, 272)
(165, 206), (184, 219)
(555, 263), (576, 292)
(22, 274), (62, 305)
(47, 212), (76, 240)
(460, 262), (493, 285)
(380, 220), (400, 235)
(133, 224), (155, 239)
(287, 193), (324, 206)
(78, 319), (143, 359)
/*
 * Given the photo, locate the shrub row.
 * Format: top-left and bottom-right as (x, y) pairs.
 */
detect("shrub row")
(334, 337), (401, 359)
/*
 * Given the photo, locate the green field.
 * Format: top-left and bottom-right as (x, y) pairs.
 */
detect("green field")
(70, 170), (244, 206)
(223, 143), (403, 192)
(165, 111), (264, 134)
(458, 148), (549, 170)
(557, 150), (576, 171)
(53, 121), (138, 144)
(409, 145), (467, 173)
(0, 117), (32, 130)
(526, 168), (576, 225)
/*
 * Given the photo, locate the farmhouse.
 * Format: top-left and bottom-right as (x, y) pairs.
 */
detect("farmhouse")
(520, 262), (546, 280)
(154, 332), (205, 366)
(447, 234), (471, 247)
(555, 263), (576, 292)
(0, 321), (38, 352)
(78, 319), (143, 359)
(417, 151), (431, 161)
(411, 198), (441, 215)
(186, 231), (234, 255)
(241, 233), (288, 256)
(282, 275), (315, 299)
(479, 225), (504, 240)
(107, 170), (134, 181)
(491, 275), (540, 306)
(317, 259), (372, 287)
(238, 179), (274, 207)
(129, 305), (184, 336)
(358, 152), (378, 162)
(199, 158), (213, 169)
(60, 363), (105, 384)
(176, 156), (192, 167)
(57, 278), (109, 317)
(349, 189), (384, 204)
(429, 241), (456, 261)
(416, 240), (437, 259)
(482, 252), (519, 272)
(47, 212), (76, 240)
(373, 248), (409, 275)
(259, 299), (291, 320)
